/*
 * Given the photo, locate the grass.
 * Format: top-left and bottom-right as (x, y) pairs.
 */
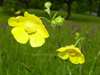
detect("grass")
(0, 9), (100, 75)
(0, 7), (9, 24)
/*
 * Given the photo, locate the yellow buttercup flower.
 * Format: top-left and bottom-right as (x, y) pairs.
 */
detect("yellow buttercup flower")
(8, 11), (49, 47)
(57, 45), (85, 64)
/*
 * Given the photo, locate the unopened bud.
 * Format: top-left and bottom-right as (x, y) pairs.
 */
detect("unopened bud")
(44, 1), (52, 9)
(51, 16), (64, 26)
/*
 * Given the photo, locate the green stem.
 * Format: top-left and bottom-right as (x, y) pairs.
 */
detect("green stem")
(56, 26), (61, 48)
(74, 37), (84, 46)
(67, 65), (72, 75)
(52, 12), (58, 19)
(79, 65), (82, 75)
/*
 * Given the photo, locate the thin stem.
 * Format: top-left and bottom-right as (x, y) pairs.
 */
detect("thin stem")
(56, 26), (61, 47)
(79, 65), (82, 75)
(52, 12), (58, 19)
(74, 37), (84, 46)
(67, 65), (72, 75)
(48, 9), (51, 18)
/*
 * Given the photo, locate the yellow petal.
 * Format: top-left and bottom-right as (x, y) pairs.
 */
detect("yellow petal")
(8, 16), (24, 27)
(57, 47), (68, 52)
(37, 25), (49, 38)
(24, 12), (40, 24)
(65, 45), (81, 53)
(69, 54), (85, 64)
(29, 33), (45, 47)
(24, 12), (41, 23)
(57, 52), (69, 60)
(57, 45), (81, 53)
(11, 27), (29, 44)
(8, 17), (18, 26)
(24, 12), (49, 38)
(24, 11), (31, 17)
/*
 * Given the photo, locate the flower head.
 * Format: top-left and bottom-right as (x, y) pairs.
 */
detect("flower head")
(8, 11), (49, 47)
(57, 45), (85, 64)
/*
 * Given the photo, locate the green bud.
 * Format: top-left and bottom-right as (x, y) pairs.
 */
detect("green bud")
(44, 1), (52, 9)
(75, 32), (80, 40)
(51, 16), (64, 26)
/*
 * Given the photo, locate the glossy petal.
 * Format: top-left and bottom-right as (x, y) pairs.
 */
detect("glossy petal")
(24, 11), (42, 24)
(57, 45), (81, 53)
(24, 11), (31, 17)
(8, 17), (18, 27)
(58, 52), (69, 60)
(11, 27), (29, 44)
(29, 33), (45, 47)
(69, 54), (85, 64)
(8, 16), (24, 27)
(24, 11), (49, 38)
(57, 47), (68, 52)
(37, 25), (49, 38)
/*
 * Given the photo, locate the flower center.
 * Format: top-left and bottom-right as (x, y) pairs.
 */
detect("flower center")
(66, 49), (81, 57)
(24, 21), (36, 34)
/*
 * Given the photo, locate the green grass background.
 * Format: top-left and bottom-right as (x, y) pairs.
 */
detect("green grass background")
(0, 9), (100, 75)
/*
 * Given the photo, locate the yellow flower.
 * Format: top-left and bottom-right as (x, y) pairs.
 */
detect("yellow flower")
(8, 11), (49, 47)
(57, 45), (85, 64)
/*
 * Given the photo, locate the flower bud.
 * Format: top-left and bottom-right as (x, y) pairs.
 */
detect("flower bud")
(51, 16), (64, 26)
(44, 1), (52, 9)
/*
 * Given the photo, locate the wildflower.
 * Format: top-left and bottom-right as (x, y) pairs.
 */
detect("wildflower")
(8, 11), (49, 47)
(57, 45), (85, 64)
